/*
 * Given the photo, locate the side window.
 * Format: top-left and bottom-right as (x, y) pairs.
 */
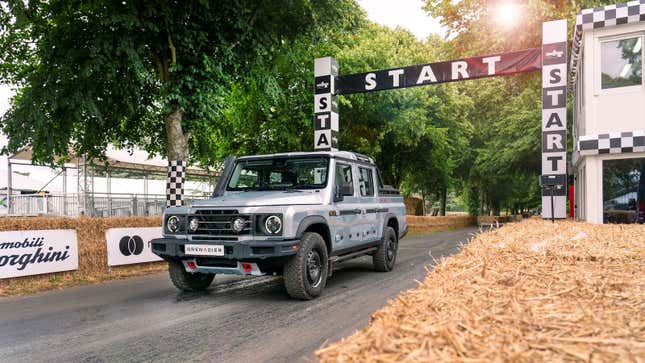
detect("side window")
(358, 167), (375, 197)
(335, 163), (354, 195)
(375, 168), (385, 189)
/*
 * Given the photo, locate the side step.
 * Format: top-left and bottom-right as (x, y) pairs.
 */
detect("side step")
(327, 246), (378, 277)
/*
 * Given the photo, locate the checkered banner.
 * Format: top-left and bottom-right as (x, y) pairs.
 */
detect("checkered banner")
(166, 160), (185, 207)
(578, 131), (645, 155)
(571, 0), (645, 86)
(541, 20), (568, 219)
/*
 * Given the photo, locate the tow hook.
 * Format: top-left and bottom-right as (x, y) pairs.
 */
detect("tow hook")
(242, 263), (253, 273)
(186, 260), (197, 271)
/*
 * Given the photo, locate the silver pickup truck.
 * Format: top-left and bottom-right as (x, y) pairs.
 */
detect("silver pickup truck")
(151, 151), (407, 300)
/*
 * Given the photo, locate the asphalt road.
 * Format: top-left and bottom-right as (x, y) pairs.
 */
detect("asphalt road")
(0, 227), (478, 363)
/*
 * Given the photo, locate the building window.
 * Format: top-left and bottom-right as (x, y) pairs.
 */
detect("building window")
(601, 36), (642, 89)
(603, 158), (644, 224)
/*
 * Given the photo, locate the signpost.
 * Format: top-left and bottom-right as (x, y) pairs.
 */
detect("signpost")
(314, 19), (568, 220)
(541, 20), (568, 219)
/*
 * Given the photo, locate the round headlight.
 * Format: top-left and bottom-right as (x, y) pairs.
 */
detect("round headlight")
(265, 215), (282, 234)
(167, 216), (180, 233)
(188, 217), (200, 232)
(231, 217), (246, 233)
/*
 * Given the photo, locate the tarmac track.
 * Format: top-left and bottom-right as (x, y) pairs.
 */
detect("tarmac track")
(0, 227), (479, 363)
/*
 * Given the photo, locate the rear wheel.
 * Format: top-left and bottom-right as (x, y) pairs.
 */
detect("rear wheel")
(373, 226), (397, 272)
(283, 232), (329, 300)
(168, 260), (215, 292)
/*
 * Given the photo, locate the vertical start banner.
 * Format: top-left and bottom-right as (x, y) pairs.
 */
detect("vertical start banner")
(314, 57), (339, 151)
(541, 20), (568, 219)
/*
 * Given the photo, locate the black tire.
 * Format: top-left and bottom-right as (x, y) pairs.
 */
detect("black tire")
(373, 226), (398, 272)
(283, 232), (329, 300)
(168, 260), (215, 292)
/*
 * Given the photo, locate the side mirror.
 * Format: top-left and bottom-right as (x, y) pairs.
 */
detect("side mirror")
(334, 183), (353, 202)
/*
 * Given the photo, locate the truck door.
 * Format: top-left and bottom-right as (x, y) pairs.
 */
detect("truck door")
(330, 161), (363, 251)
(358, 166), (379, 243)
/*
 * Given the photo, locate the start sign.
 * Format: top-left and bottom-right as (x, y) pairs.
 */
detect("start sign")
(314, 19), (568, 219)
(337, 48), (541, 94)
(314, 57), (339, 151)
(541, 20), (568, 219)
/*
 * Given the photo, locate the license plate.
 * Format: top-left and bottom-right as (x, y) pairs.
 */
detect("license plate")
(184, 244), (224, 256)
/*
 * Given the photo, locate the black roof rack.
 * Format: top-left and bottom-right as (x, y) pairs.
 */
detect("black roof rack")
(351, 152), (373, 164)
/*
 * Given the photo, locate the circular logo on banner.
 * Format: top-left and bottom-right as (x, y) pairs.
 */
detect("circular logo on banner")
(119, 235), (144, 256)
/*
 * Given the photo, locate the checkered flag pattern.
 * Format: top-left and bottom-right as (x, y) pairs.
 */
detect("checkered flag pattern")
(166, 160), (185, 207)
(570, 0), (645, 87)
(578, 130), (645, 155)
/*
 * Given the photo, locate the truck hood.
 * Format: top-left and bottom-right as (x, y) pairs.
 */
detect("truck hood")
(191, 190), (325, 207)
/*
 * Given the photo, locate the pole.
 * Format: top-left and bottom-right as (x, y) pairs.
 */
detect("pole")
(63, 167), (67, 216)
(107, 168), (112, 217)
(550, 186), (555, 224)
(6, 160), (12, 215)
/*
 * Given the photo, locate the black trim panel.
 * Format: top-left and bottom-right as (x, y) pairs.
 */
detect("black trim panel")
(332, 240), (381, 257)
(366, 208), (389, 214)
(339, 209), (362, 216)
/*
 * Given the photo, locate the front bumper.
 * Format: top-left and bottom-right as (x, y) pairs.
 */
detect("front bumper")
(150, 237), (300, 260)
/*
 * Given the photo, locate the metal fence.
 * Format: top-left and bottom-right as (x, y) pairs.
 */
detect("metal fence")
(7, 193), (209, 217)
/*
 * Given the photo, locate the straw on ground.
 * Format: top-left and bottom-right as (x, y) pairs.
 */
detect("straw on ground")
(317, 219), (645, 362)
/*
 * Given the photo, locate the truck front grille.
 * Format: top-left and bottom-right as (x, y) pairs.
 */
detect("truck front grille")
(190, 209), (252, 236)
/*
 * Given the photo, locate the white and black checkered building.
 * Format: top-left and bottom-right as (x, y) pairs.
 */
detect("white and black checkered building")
(570, 0), (645, 223)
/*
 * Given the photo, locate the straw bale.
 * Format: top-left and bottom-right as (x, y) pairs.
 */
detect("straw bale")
(0, 216), (165, 297)
(407, 216), (477, 233)
(317, 220), (645, 362)
(404, 198), (424, 216)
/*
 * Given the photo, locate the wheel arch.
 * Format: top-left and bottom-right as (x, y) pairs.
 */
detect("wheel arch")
(296, 216), (332, 253)
(383, 213), (399, 239)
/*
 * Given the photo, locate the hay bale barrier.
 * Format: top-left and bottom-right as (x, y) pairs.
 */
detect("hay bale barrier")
(317, 220), (645, 362)
(0, 217), (165, 297)
(407, 215), (477, 233)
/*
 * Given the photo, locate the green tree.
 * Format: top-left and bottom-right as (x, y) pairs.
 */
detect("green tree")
(333, 25), (473, 214)
(0, 0), (361, 202)
(422, 0), (606, 215)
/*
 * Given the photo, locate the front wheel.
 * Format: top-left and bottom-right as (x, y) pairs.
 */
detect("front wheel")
(373, 226), (398, 272)
(168, 260), (215, 292)
(283, 232), (329, 300)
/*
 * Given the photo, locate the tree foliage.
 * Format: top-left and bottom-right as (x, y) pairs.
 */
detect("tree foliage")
(0, 0), (604, 215)
(0, 0), (361, 164)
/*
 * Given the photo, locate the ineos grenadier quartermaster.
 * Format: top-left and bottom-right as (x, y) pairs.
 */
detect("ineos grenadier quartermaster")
(150, 151), (407, 300)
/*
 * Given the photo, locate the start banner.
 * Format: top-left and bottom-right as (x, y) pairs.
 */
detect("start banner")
(0, 229), (78, 279)
(105, 227), (163, 266)
(337, 48), (542, 95)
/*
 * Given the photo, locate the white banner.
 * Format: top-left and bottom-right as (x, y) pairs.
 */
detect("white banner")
(0, 229), (78, 279)
(105, 227), (163, 266)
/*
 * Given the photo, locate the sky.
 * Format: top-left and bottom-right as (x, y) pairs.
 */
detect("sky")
(0, 1), (444, 195)
(357, 0), (444, 39)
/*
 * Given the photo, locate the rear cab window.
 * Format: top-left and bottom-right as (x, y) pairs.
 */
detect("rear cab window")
(334, 162), (354, 196)
(358, 167), (375, 197)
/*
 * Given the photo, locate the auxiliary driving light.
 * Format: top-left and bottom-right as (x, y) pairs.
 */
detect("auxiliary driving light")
(232, 217), (246, 233)
(188, 217), (200, 232)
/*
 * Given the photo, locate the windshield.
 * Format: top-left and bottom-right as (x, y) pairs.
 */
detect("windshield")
(227, 156), (329, 191)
